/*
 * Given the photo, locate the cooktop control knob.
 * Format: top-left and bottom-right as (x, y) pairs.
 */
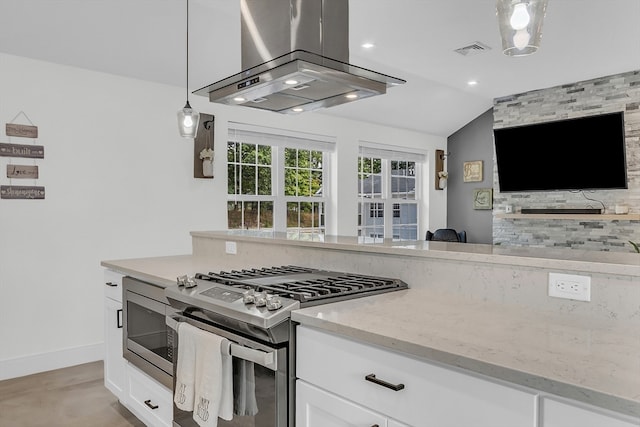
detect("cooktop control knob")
(266, 296), (282, 311)
(177, 275), (197, 288)
(254, 292), (268, 307)
(242, 289), (256, 304)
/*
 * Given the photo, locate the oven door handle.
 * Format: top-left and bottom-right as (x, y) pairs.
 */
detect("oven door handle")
(166, 315), (278, 371)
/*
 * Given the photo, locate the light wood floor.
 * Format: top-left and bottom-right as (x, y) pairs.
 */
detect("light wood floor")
(0, 361), (145, 427)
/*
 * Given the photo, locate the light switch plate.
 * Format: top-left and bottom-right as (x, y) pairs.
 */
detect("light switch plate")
(548, 272), (591, 302)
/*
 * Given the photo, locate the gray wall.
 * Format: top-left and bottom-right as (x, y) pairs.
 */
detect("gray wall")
(446, 108), (494, 244)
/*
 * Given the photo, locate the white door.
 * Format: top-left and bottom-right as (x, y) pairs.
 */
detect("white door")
(296, 380), (386, 427)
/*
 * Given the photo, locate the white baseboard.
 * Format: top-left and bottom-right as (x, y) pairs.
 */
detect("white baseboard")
(0, 343), (104, 381)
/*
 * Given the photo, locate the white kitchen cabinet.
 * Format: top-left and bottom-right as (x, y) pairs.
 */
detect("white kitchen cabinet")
(126, 363), (173, 427)
(103, 269), (126, 400)
(296, 325), (537, 427)
(297, 380), (387, 427)
(541, 397), (639, 427)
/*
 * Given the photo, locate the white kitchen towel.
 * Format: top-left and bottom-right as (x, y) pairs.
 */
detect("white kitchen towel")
(192, 327), (233, 427)
(174, 322), (197, 411)
(174, 322), (234, 427)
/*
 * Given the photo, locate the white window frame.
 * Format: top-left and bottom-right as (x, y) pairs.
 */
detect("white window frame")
(227, 124), (334, 235)
(357, 144), (425, 242)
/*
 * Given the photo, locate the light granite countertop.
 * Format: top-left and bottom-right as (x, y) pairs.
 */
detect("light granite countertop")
(102, 249), (640, 419)
(291, 289), (640, 419)
(192, 230), (640, 277)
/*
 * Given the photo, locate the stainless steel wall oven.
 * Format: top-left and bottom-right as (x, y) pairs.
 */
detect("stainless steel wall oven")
(123, 276), (177, 389)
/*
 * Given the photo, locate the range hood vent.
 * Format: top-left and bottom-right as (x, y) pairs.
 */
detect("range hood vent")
(194, 0), (405, 114)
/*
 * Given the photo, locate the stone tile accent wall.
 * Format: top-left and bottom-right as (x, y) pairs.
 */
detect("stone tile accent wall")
(492, 70), (640, 252)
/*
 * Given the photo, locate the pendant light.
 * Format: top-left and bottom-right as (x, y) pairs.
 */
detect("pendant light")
(177, 0), (199, 138)
(496, 0), (548, 57)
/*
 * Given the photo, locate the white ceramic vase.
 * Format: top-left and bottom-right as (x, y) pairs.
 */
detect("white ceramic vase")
(438, 177), (447, 189)
(202, 159), (214, 177)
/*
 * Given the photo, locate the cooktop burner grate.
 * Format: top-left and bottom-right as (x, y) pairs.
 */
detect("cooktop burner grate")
(194, 265), (407, 305)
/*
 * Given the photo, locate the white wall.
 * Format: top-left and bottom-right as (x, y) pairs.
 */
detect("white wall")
(0, 53), (445, 378)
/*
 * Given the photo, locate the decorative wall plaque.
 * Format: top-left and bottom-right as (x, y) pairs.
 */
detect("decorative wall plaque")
(473, 188), (493, 210)
(0, 143), (44, 159)
(6, 165), (38, 179)
(463, 160), (483, 182)
(1, 185), (45, 199)
(6, 123), (38, 138)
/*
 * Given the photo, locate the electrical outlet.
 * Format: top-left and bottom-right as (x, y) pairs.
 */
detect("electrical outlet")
(548, 272), (591, 302)
(225, 241), (237, 255)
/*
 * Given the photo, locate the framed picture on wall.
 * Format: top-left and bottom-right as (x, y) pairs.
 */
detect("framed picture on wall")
(473, 188), (493, 210)
(463, 160), (483, 182)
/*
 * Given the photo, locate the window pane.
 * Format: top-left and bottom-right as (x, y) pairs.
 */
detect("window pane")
(243, 201), (258, 228)
(227, 142), (237, 162)
(257, 166), (271, 195)
(284, 168), (297, 196)
(284, 147), (296, 167)
(311, 170), (322, 196)
(259, 201), (273, 229)
(299, 202), (313, 228)
(286, 202), (299, 228)
(257, 145), (271, 165)
(358, 156), (383, 198)
(392, 204), (417, 225)
(241, 143), (256, 164)
(311, 151), (323, 169)
(227, 202), (242, 229)
(228, 164), (238, 195)
(298, 149), (310, 168)
(392, 225), (417, 241)
(241, 165), (256, 195)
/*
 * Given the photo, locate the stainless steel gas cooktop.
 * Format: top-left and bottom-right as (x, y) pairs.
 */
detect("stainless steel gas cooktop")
(165, 265), (408, 332)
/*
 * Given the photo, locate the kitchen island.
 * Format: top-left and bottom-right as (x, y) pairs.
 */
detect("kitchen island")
(102, 230), (640, 424)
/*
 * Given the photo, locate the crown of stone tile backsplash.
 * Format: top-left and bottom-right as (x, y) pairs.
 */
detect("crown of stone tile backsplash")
(492, 70), (640, 252)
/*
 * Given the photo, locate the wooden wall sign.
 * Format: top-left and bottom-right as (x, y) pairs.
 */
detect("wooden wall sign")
(6, 123), (38, 138)
(6, 165), (38, 179)
(0, 143), (44, 159)
(1, 185), (45, 199)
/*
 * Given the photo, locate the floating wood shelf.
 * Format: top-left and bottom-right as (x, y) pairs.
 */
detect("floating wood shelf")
(495, 213), (640, 221)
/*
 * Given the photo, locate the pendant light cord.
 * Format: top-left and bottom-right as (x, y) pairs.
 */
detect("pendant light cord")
(186, 0), (190, 102)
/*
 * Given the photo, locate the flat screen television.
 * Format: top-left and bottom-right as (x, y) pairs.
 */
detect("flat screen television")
(493, 112), (627, 192)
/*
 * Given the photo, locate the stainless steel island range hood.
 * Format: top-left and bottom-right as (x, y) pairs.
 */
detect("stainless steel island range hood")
(194, 0), (406, 114)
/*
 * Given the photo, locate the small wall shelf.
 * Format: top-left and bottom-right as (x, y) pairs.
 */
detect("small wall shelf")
(495, 213), (640, 221)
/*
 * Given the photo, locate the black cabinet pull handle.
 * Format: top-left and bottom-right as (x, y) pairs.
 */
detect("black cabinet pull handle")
(116, 309), (123, 329)
(371, 425), (380, 427)
(144, 399), (158, 410)
(365, 373), (405, 391)
(105, 281), (118, 287)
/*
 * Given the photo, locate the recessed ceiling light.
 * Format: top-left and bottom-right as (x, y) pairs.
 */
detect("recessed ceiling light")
(285, 79), (299, 85)
(345, 93), (358, 99)
(467, 80), (478, 86)
(233, 97), (246, 102)
(361, 42), (375, 49)
(292, 107), (304, 112)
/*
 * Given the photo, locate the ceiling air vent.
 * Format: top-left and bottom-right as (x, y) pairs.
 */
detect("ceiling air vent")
(454, 41), (491, 56)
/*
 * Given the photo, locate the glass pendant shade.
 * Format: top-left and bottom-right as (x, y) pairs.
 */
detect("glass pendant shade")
(177, 100), (200, 138)
(496, 0), (548, 56)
